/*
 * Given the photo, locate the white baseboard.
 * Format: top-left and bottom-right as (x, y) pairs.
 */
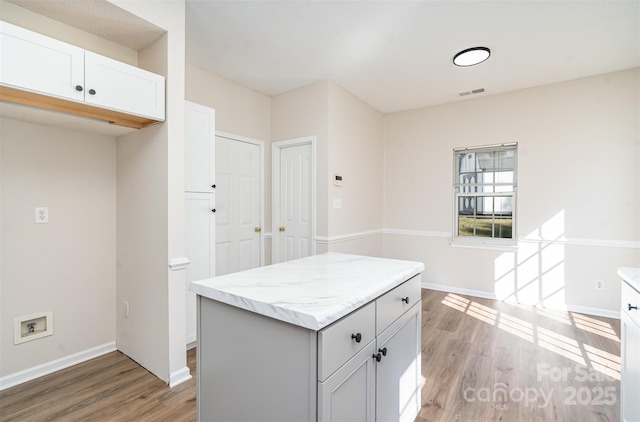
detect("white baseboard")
(565, 304), (620, 319)
(0, 341), (116, 391)
(421, 283), (620, 319)
(422, 282), (498, 300)
(169, 366), (192, 388)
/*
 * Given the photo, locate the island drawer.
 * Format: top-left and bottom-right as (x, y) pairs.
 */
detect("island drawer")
(318, 301), (376, 382)
(376, 275), (421, 335)
(622, 280), (640, 327)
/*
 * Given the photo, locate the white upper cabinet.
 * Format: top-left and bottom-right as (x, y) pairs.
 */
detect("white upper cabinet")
(0, 21), (85, 102)
(184, 101), (216, 192)
(84, 51), (165, 120)
(0, 20), (165, 126)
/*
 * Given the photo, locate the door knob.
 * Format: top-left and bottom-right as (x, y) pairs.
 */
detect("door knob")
(211, 209), (216, 213)
(88, 89), (96, 95)
(351, 333), (362, 343)
(75, 85), (83, 92)
(279, 226), (286, 232)
(402, 297), (410, 304)
(254, 227), (262, 232)
(378, 347), (387, 356)
(211, 184), (216, 189)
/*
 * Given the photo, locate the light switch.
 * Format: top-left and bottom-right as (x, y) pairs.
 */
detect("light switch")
(333, 199), (342, 209)
(35, 207), (49, 224)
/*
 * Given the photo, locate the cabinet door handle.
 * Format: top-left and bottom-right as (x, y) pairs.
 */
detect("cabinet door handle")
(378, 347), (387, 356)
(211, 184), (216, 189)
(89, 89), (96, 95)
(402, 297), (410, 304)
(279, 226), (286, 232)
(629, 304), (638, 311)
(351, 333), (362, 343)
(372, 353), (382, 362)
(75, 85), (83, 92)
(211, 209), (216, 213)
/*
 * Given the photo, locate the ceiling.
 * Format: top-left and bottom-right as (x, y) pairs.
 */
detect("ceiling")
(185, 0), (640, 114)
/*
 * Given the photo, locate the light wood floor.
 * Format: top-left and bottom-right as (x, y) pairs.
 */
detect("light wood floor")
(0, 290), (621, 421)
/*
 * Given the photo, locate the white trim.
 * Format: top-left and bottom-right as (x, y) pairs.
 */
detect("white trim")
(169, 257), (190, 271)
(565, 304), (620, 320)
(272, 136), (317, 264)
(385, 229), (450, 238)
(421, 282), (498, 300)
(215, 131), (266, 267)
(186, 333), (196, 345)
(169, 366), (192, 388)
(421, 284), (620, 319)
(385, 228), (640, 249)
(315, 229), (383, 244)
(0, 341), (116, 391)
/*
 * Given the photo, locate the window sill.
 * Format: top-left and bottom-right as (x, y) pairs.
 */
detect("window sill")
(450, 240), (518, 252)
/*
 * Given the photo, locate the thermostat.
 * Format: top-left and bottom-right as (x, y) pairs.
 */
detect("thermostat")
(334, 175), (343, 187)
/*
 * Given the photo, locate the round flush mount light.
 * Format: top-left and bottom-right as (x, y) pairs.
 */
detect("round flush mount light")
(453, 47), (491, 67)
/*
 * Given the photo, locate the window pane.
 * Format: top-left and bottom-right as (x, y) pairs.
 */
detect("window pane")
(494, 216), (513, 239)
(454, 145), (516, 242)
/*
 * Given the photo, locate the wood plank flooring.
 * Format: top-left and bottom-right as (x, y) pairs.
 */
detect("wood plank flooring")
(0, 289), (621, 421)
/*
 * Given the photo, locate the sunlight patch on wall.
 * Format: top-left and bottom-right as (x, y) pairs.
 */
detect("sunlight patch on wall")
(495, 210), (567, 308)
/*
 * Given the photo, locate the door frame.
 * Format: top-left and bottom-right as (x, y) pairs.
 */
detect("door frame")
(272, 136), (317, 264)
(215, 130), (265, 267)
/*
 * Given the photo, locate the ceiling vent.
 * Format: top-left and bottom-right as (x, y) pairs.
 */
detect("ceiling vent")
(458, 88), (485, 97)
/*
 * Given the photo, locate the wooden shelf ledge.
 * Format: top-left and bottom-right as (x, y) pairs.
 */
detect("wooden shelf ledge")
(0, 85), (162, 129)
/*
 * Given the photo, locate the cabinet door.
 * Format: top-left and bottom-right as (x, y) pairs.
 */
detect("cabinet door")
(84, 50), (165, 120)
(185, 192), (215, 344)
(319, 340), (376, 422)
(0, 21), (84, 102)
(621, 310), (640, 422)
(375, 302), (422, 422)
(185, 101), (216, 193)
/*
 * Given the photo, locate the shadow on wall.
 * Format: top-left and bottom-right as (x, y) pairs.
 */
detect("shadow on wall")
(495, 210), (567, 308)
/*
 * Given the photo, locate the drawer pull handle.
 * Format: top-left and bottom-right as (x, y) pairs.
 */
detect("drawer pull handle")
(629, 304), (638, 311)
(351, 333), (362, 343)
(402, 297), (410, 304)
(373, 353), (382, 362)
(378, 347), (387, 356)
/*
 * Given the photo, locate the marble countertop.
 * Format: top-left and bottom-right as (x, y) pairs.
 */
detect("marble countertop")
(190, 252), (424, 331)
(618, 267), (640, 292)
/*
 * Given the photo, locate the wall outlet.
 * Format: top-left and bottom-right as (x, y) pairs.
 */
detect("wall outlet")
(35, 207), (49, 224)
(124, 300), (130, 318)
(595, 280), (605, 290)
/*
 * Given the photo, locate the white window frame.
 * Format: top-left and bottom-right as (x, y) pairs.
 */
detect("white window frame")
(452, 143), (517, 248)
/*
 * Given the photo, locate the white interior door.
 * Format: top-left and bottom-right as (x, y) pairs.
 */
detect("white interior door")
(215, 136), (262, 276)
(278, 143), (312, 262)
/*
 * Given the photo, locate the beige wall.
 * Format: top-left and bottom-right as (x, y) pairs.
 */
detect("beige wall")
(383, 69), (640, 313)
(327, 83), (384, 243)
(271, 81), (385, 257)
(0, 118), (116, 376)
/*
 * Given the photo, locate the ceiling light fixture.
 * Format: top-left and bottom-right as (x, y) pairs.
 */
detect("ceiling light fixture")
(453, 47), (491, 67)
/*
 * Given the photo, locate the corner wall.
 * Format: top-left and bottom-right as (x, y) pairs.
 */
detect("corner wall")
(383, 69), (640, 313)
(0, 118), (116, 380)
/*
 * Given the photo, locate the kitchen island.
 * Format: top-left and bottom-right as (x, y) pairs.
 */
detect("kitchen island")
(190, 252), (425, 422)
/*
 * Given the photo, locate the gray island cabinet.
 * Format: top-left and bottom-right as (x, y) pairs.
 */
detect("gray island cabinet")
(190, 252), (425, 422)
